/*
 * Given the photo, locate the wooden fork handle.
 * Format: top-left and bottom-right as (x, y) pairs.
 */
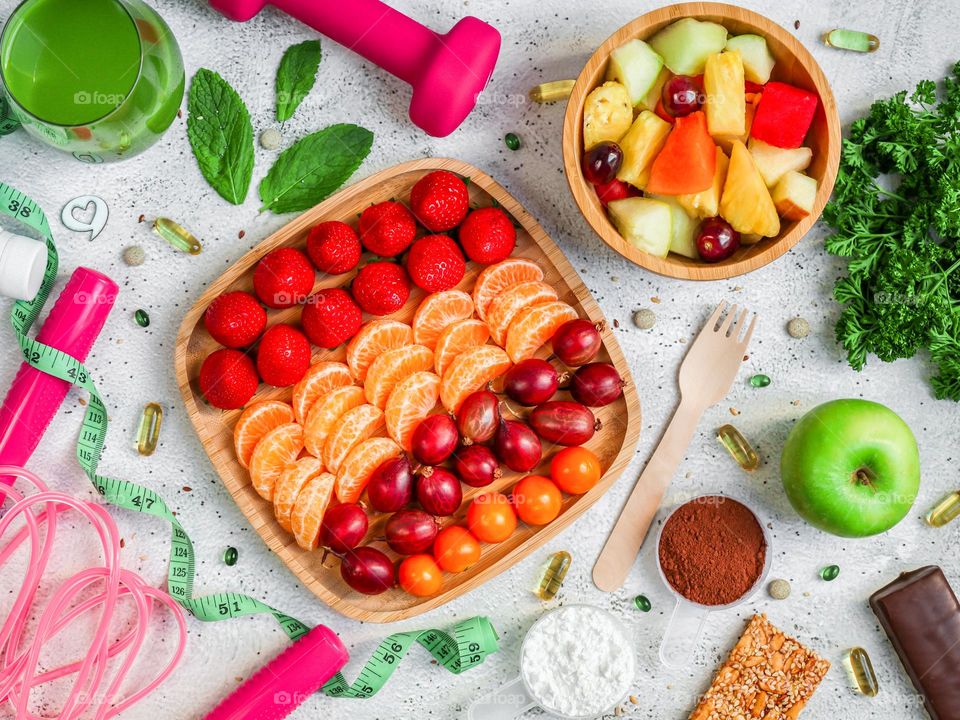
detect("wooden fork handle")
(592, 398), (704, 592)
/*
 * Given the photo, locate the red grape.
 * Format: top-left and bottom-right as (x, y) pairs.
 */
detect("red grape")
(385, 509), (438, 555)
(594, 178), (637, 208)
(452, 445), (502, 487)
(570, 363), (624, 407)
(494, 420), (542, 472)
(696, 217), (740, 262)
(456, 390), (500, 445)
(416, 467), (463, 516)
(320, 503), (369, 553)
(530, 401), (599, 446)
(411, 414), (459, 465)
(504, 359), (559, 406)
(366, 456), (414, 512)
(552, 319), (602, 366)
(661, 75), (703, 117)
(340, 546), (394, 595)
(581, 141), (623, 185)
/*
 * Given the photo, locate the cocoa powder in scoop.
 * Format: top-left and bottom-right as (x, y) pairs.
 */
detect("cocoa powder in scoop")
(658, 496), (766, 606)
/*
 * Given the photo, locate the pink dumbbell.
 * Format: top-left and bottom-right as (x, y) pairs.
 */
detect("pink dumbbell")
(209, 0), (501, 137)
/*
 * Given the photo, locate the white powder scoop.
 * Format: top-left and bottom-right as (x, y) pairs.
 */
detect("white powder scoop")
(468, 605), (635, 720)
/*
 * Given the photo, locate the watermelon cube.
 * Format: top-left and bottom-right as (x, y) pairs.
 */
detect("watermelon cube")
(749, 82), (818, 148)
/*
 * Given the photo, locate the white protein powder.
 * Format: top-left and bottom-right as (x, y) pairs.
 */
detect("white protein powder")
(520, 605), (634, 718)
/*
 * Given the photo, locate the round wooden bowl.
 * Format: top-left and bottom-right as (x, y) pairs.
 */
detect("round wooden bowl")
(562, 2), (841, 280)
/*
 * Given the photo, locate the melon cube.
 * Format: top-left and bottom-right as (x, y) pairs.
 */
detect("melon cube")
(607, 197), (673, 257)
(725, 34), (776, 84)
(606, 39), (664, 106)
(648, 18), (728, 75)
(647, 194), (700, 259)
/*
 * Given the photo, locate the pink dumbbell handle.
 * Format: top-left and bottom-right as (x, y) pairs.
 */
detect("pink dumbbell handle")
(273, 0), (435, 83)
(203, 625), (349, 720)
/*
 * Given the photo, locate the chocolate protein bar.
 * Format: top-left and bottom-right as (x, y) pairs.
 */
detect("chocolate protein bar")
(870, 566), (960, 720)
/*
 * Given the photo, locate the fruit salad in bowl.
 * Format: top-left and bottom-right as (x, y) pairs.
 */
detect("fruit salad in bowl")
(562, 3), (840, 280)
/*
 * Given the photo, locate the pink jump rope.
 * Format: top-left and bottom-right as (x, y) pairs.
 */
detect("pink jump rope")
(209, 0), (502, 137)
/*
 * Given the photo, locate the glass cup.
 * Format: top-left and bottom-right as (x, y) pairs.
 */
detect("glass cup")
(656, 494), (773, 669)
(0, 0), (184, 163)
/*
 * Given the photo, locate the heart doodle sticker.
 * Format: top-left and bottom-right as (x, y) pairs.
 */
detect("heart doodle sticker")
(61, 195), (109, 240)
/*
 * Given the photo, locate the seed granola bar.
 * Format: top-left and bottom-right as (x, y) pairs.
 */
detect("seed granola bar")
(689, 614), (830, 720)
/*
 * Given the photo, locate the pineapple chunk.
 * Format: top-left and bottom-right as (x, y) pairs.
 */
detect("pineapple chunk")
(719, 140), (780, 237)
(772, 171), (818, 220)
(606, 39), (664, 106)
(704, 51), (746, 138)
(647, 194), (700, 259)
(615, 110), (672, 188)
(748, 138), (813, 187)
(607, 197), (673, 257)
(713, 102), (755, 154)
(583, 81), (633, 149)
(676, 146), (729, 218)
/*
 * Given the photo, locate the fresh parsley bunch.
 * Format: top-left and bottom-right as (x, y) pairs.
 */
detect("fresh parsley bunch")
(824, 60), (960, 400)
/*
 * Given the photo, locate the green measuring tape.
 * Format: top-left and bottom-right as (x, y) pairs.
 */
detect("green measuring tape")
(0, 97), (19, 136)
(0, 181), (498, 699)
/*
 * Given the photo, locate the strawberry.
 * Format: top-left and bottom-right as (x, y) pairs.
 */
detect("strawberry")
(359, 201), (417, 256)
(204, 291), (266, 348)
(256, 324), (312, 387)
(301, 287), (363, 348)
(306, 221), (362, 275)
(409, 170), (470, 231)
(594, 178), (639, 208)
(199, 349), (259, 410)
(352, 261), (411, 315)
(458, 207), (516, 264)
(405, 235), (466, 292)
(253, 247), (315, 308)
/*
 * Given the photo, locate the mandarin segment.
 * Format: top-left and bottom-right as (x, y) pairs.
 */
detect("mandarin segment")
(384, 371), (442, 451)
(291, 361), (353, 424)
(322, 403), (385, 473)
(472, 258), (543, 320)
(336, 437), (402, 504)
(303, 385), (366, 458)
(345, 319), (413, 381)
(440, 345), (513, 413)
(486, 281), (559, 346)
(290, 472), (336, 550)
(434, 319), (491, 377)
(273, 456), (324, 533)
(412, 290), (474, 349)
(233, 401), (295, 469)
(364, 344), (434, 408)
(505, 301), (579, 364)
(249, 423), (304, 501)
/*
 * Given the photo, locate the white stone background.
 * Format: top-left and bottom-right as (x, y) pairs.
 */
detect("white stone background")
(0, 0), (957, 718)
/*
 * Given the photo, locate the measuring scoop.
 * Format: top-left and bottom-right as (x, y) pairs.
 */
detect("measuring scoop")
(208, 0), (500, 137)
(656, 495), (772, 669)
(468, 605), (635, 720)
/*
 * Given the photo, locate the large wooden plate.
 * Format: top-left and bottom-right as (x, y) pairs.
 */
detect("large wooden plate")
(174, 158), (641, 622)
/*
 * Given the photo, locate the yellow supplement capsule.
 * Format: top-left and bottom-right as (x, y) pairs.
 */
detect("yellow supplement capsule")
(136, 402), (163, 456)
(925, 491), (960, 527)
(843, 647), (879, 696)
(717, 424), (759, 471)
(153, 218), (202, 255)
(529, 79), (575, 103)
(534, 550), (572, 600)
(823, 29), (880, 53)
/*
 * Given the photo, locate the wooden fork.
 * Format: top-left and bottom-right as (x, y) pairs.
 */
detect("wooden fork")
(592, 301), (757, 592)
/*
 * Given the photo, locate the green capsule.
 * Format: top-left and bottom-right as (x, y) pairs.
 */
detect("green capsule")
(529, 79), (575, 103)
(717, 424), (760, 471)
(504, 132), (521, 151)
(925, 491), (960, 527)
(153, 217), (202, 255)
(134, 309), (150, 327)
(633, 594), (652, 612)
(820, 564), (840, 581)
(223, 547), (239, 566)
(823, 29), (880, 53)
(750, 374), (771, 388)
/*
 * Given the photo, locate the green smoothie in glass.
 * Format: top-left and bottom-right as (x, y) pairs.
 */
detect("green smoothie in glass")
(0, 0), (184, 162)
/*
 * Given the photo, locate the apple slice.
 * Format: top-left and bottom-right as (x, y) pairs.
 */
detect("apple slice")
(607, 197), (673, 257)
(725, 34), (776, 84)
(772, 171), (818, 220)
(583, 81), (633, 149)
(615, 110), (671, 188)
(648, 18), (728, 75)
(605, 39), (664, 106)
(719, 140), (780, 238)
(647, 194), (700, 259)
(748, 138), (813, 187)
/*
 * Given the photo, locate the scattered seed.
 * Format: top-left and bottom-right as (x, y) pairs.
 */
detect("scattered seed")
(613, 318), (620, 328)
(630, 696), (639, 705)
(729, 407), (741, 416)
(182, 486), (192, 492)
(787, 317), (810, 338)
(120, 538), (125, 548)
(238, 229), (246, 239)
(260, 128), (282, 150)
(633, 308), (656, 330)
(177, 108), (183, 119)
(123, 245), (145, 266)
(615, 706), (624, 716)
(768, 578), (791, 599)
(137, 214), (145, 223)
(650, 296), (661, 304)
(794, 19), (801, 29)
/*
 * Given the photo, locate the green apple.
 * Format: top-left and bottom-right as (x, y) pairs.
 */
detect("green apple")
(780, 399), (920, 537)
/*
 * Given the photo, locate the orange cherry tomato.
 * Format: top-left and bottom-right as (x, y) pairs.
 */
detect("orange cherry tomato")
(398, 554), (443, 597)
(433, 526), (481, 572)
(550, 446), (602, 494)
(512, 475), (562, 526)
(466, 492), (517, 543)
